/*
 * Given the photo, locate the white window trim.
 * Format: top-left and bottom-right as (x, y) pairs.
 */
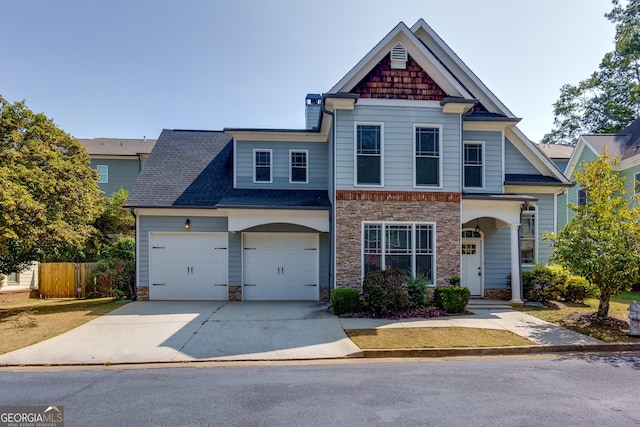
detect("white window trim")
(577, 187), (588, 206)
(96, 165), (108, 184)
(253, 149), (273, 184)
(289, 149), (309, 184)
(413, 124), (443, 189)
(360, 221), (436, 282)
(634, 172), (640, 195)
(520, 204), (538, 266)
(354, 122), (384, 187)
(463, 141), (485, 190)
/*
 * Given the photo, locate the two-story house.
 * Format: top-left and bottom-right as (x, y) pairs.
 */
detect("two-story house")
(127, 20), (570, 303)
(79, 137), (157, 196)
(557, 118), (640, 231)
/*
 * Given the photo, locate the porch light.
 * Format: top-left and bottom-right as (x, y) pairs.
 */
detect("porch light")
(474, 221), (480, 233)
(185, 219), (191, 230)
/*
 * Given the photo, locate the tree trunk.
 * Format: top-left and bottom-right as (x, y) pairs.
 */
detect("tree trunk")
(597, 293), (610, 317)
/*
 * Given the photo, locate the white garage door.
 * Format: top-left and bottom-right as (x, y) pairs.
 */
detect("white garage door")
(243, 233), (319, 300)
(149, 232), (228, 300)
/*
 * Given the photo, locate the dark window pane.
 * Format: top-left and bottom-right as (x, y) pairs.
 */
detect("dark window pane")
(364, 254), (382, 274)
(416, 255), (433, 281)
(416, 128), (439, 156)
(357, 125), (381, 154)
(291, 167), (306, 182)
(255, 167), (271, 182)
(357, 156), (381, 185)
(385, 254), (411, 274)
(416, 157), (439, 186)
(464, 165), (482, 187)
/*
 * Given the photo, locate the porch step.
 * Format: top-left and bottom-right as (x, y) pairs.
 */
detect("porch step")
(466, 299), (513, 310)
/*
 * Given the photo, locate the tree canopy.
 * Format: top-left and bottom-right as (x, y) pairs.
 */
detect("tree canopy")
(546, 152), (640, 316)
(542, 0), (640, 144)
(0, 96), (103, 274)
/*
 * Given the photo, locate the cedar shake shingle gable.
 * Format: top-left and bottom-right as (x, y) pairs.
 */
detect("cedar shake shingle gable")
(126, 129), (330, 209)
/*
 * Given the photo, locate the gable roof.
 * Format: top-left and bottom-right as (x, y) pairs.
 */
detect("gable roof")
(565, 118), (640, 177)
(125, 130), (330, 209)
(537, 144), (574, 160)
(78, 138), (156, 156)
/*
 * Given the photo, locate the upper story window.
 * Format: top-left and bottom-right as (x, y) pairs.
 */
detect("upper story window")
(464, 142), (483, 188)
(355, 123), (383, 186)
(96, 165), (108, 183)
(415, 126), (441, 187)
(520, 205), (536, 265)
(290, 150), (308, 184)
(635, 172), (640, 195)
(577, 187), (588, 206)
(254, 149), (272, 183)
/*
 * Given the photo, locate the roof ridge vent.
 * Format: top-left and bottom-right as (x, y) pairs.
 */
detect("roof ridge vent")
(390, 42), (407, 69)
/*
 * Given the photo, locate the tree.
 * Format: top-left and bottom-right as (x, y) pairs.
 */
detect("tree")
(93, 188), (135, 247)
(546, 152), (640, 316)
(542, 0), (640, 144)
(0, 96), (103, 274)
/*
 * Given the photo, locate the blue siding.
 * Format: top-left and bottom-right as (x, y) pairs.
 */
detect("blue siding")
(90, 158), (141, 196)
(535, 194), (555, 264)
(562, 146), (598, 228)
(228, 231), (242, 286)
(335, 105), (461, 192)
(137, 216), (228, 287)
(482, 222), (511, 289)
(235, 141), (328, 190)
(505, 138), (539, 175)
(463, 130), (502, 193)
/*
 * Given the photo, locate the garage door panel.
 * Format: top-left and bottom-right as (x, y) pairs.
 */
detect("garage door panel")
(243, 233), (319, 301)
(149, 233), (228, 301)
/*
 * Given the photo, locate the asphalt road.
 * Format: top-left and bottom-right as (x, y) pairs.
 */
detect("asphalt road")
(1, 354), (639, 426)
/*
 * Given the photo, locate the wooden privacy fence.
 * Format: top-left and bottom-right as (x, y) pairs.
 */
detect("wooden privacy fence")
(38, 262), (97, 298)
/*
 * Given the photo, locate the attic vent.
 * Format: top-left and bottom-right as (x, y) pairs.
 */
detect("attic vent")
(390, 42), (407, 69)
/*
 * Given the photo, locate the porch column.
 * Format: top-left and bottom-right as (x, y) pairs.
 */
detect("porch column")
(509, 224), (523, 304)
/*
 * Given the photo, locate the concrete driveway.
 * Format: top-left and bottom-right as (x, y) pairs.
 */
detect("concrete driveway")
(0, 301), (362, 365)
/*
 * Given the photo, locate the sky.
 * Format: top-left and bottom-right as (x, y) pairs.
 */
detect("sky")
(1, 0), (616, 142)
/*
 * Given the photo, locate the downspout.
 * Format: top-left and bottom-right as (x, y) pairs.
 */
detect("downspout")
(322, 103), (336, 301)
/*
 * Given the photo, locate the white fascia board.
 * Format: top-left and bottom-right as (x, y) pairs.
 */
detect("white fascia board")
(617, 154), (640, 170)
(504, 185), (567, 195)
(411, 19), (514, 117)
(324, 97), (356, 112)
(135, 208), (226, 217)
(328, 23), (472, 98)
(357, 99), (442, 108)
(506, 126), (571, 184)
(564, 137), (591, 178)
(89, 155), (139, 160)
(226, 209), (330, 232)
(225, 130), (328, 142)
(464, 121), (516, 132)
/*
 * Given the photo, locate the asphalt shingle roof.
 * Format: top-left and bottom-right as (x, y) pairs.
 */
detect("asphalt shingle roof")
(581, 118), (640, 162)
(504, 174), (564, 185)
(78, 138), (157, 155)
(126, 129), (330, 209)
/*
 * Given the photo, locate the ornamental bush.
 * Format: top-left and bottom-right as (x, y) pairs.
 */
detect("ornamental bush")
(562, 276), (599, 303)
(331, 288), (361, 315)
(362, 269), (410, 315)
(406, 275), (430, 308)
(434, 286), (470, 313)
(526, 264), (569, 303)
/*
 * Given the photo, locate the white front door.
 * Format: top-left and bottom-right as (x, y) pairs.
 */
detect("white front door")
(243, 232), (319, 300)
(461, 237), (483, 296)
(149, 233), (228, 300)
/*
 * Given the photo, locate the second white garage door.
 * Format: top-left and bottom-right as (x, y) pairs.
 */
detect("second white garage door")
(149, 232), (228, 300)
(243, 233), (319, 300)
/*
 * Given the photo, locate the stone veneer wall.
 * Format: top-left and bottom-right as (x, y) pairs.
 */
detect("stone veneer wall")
(136, 286), (149, 301)
(228, 286), (242, 301)
(335, 191), (461, 290)
(484, 288), (511, 301)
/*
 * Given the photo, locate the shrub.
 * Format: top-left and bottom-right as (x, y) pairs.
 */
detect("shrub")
(406, 275), (430, 308)
(526, 264), (568, 303)
(87, 237), (136, 300)
(562, 276), (599, 303)
(434, 286), (470, 313)
(362, 269), (410, 315)
(331, 288), (361, 315)
(102, 237), (135, 262)
(448, 275), (461, 286)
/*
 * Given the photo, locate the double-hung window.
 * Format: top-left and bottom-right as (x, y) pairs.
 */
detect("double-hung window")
(577, 188), (588, 206)
(363, 222), (434, 282)
(254, 149), (272, 183)
(355, 123), (382, 186)
(463, 142), (483, 188)
(96, 165), (108, 183)
(520, 205), (536, 264)
(415, 126), (440, 187)
(635, 172), (640, 195)
(290, 150), (308, 183)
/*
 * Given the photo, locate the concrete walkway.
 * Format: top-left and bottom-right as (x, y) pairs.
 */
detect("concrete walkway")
(1, 300), (632, 366)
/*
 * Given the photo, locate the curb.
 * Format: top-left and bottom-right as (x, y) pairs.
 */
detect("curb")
(361, 342), (640, 358)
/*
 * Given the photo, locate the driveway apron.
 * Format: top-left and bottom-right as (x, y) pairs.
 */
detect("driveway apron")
(0, 301), (362, 365)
